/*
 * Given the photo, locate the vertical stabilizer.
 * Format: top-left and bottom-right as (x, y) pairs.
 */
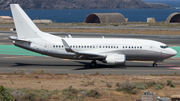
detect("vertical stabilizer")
(10, 4), (41, 39)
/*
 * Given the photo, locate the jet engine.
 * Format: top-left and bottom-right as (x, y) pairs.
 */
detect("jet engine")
(105, 54), (126, 65)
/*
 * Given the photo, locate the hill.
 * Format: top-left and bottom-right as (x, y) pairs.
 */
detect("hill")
(0, 0), (172, 10)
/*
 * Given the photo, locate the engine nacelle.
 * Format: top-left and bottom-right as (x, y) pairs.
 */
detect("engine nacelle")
(105, 54), (126, 65)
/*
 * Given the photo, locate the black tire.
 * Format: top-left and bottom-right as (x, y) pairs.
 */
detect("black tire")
(91, 61), (96, 67)
(153, 63), (157, 67)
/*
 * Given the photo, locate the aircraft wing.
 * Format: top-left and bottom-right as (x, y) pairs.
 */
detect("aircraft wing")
(62, 39), (106, 59)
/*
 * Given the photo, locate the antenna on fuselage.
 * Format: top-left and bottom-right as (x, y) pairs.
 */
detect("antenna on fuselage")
(68, 34), (72, 38)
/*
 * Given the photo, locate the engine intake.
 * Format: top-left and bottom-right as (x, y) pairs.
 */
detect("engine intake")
(105, 54), (126, 65)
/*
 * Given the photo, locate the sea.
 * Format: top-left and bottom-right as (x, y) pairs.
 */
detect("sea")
(0, 0), (180, 23)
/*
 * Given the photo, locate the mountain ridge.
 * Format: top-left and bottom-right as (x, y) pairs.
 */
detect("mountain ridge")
(0, 0), (172, 10)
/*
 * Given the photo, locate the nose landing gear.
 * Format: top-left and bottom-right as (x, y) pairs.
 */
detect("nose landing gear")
(153, 62), (157, 67)
(91, 60), (97, 67)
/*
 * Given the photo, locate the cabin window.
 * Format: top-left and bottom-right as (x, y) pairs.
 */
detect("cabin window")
(137, 46), (139, 48)
(99, 46), (101, 48)
(140, 46), (142, 49)
(73, 46), (75, 48)
(59, 45), (61, 48)
(79, 46), (80, 48)
(87, 46), (89, 48)
(129, 46), (130, 48)
(93, 46), (95, 48)
(70, 46), (72, 48)
(84, 46), (86, 48)
(132, 46), (133, 49)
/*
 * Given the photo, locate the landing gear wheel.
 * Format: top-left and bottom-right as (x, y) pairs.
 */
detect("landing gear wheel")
(91, 60), (97, 67)
(153, 63), (157, 67)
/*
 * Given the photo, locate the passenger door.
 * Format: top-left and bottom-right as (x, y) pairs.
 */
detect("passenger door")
(44, 43), (49, 53)
(149, 44), (154, 53)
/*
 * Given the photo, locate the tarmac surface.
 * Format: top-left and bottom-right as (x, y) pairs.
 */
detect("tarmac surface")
(0, 31), (180, 75)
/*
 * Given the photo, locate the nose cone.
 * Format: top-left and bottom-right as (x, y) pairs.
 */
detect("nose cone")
(171, 49), (177, 56)
(162, 48), (177, 59)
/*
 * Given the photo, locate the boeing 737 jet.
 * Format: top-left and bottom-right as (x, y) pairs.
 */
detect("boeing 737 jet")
(10, 4), (177, 67)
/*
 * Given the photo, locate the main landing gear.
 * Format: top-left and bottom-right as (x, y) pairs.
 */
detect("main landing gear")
(91, 60), (97, 67)
(153, 62), (157, 67)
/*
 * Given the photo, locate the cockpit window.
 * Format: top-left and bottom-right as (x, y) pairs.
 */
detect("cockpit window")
(160, 46), (168, 49)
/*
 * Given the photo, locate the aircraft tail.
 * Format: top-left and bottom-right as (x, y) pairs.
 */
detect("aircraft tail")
(10, 4), (41, 39)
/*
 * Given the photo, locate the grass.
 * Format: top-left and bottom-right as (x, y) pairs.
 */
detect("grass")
(31, 70), (50, 75)
(36, 22), (180, 28)
(1, 70), (180, 100)
(1, 87), (62, 101)
(154, 84), (164, 90)
(0, 86), (14, 101)
(115, 80), (173, 94)
(87, 89), (101, 98)
(1, 82), (173, 101)
(2, 21), (180, 27)
(106, 83), (112, 88)
(1, 85), (101, 100)
(38, 27), (180, 35)
(150, 72), (179, 76)
(2, 86), (101, 101)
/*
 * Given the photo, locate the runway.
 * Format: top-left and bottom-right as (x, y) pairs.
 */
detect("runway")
(0, 54), (180, 75)
(0, 31), (180, 75)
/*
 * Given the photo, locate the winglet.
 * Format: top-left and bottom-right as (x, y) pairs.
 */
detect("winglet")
(61, 39), (76, 53)
(10, 36), (31, 43)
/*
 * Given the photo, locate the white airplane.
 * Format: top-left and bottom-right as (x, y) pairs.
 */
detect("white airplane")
(10, 4), (177, 67)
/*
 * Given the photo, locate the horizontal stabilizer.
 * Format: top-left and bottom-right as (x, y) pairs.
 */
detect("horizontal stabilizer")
(9, 36), (31, 43)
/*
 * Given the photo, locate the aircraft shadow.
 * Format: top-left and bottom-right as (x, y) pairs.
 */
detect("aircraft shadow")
(10, 62), (177, 70)
(122, 64), (179, 69)
(11, 63), (83, 67)
(73, 61), (127, 70)
(11, 62), (127, 70)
